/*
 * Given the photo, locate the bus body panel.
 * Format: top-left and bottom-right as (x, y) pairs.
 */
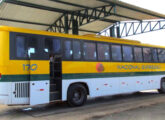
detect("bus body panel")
(62, 61), (165, 74)
(62, 75), (162, 101)
(0, 31), (11, 105)
(0, 31), (9, 75)
(0, 26), (165, 105)
(0, 30), (51, 105)
(0, 82), (12, 104)
(30, 80), (49, 105)
(61, 61), (164, 101)
(11, 81), (29, 105)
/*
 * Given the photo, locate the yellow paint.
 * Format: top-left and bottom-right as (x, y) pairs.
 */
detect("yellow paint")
(0, 25), (165, 48)
(1, 59), (49, 75)
(6, 60), (49, 75)
(0, 31), (49, 75)
(62, 61), (165, 74)
(0, 26), (165, 76)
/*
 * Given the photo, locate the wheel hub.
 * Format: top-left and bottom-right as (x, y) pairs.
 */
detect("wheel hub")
(73, 91), (81, 101)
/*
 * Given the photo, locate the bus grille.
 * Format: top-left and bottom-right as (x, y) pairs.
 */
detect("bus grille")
(15, 83), (29, 98)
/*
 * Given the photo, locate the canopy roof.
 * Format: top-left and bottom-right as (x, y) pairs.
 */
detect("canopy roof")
(0, 0), (165, 35)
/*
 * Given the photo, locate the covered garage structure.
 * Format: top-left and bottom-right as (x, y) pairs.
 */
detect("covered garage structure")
(0, 0), (165, 106)
(0, 0), (165, 37)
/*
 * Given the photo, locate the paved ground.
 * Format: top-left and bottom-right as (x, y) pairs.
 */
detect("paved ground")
(92, 102), (165, 120)
(0, 91), (165, 120)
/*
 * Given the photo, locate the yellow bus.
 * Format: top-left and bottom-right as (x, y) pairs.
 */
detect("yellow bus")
(0, 26), (165, 106)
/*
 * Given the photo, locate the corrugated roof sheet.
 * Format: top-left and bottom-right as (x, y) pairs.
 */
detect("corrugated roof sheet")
(0, 0), (164, 34)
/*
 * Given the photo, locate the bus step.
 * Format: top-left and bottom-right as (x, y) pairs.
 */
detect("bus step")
(50, 99), (61, 103)
(50, 80), (56, 84)
(50, 80), (61, 84)
(50, 84), (58, 91)
(50, 91), (60, 101)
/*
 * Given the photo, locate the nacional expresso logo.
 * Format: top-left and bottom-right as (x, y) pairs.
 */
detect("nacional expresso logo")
(96, 63), (104, 72)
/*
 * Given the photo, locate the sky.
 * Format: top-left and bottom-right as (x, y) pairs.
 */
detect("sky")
(120, 0), (165, 46)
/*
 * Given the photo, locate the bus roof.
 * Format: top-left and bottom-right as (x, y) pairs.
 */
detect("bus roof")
(0, 25), (164, 49)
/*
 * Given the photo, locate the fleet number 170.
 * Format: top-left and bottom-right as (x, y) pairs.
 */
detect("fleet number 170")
(23, 64), (38, 71)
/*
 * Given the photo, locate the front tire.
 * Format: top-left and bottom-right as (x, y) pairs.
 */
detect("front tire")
(67, 84), (87, 107)
(158, 79), (165, 94)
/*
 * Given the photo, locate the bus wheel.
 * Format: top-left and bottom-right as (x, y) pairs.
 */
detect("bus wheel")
(67, 84), (87, 107)
(158, 79), (165, 94)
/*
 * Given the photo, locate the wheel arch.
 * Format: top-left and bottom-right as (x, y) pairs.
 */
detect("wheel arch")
(158, 77), (165, 94)
(67, 82), (90, 95)
(160, 77), (165, 85)
(157, 77), (165, 87)
(161, 77), (165, 80)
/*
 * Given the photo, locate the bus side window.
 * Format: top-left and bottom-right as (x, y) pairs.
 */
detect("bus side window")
(111, 45), (122, 61)
(97, 43), (110, 61)
(73, 41), (81, 60)
(152, 48), (158, 62)
(158, 49), (165, 62)
(16, 36), (27, 58)
(64, 40), (72, 60)
(44, 38), (52, 53)
(44, 38), (61, 54)
(83, 42), (97, 61)
(134, 47), (143, 62)
(143, 48), (152, 62)
(28, 37), (38, 58)
(122, 45), (133, 62)
(52, 39), (61, 54)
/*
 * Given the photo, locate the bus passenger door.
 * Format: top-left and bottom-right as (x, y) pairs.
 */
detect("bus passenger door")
(28, 37), (49, 105)
(49, 54), (62, 102)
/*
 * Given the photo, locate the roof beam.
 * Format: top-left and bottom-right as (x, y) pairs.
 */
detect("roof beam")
(49, 1), (119, 23)
(47, 5), (118, 33)
(0, 18), (50, 26)
(4, 0), (142, 32)
(78, 29), (98, 33)
(50, 0), (141, 21)
(0, 17), (97, 33)
(98, 0), (165, 19)
(5, 0), (67, 13)
(49, 0), (90, 9)
(6, 0), (164, 20)
(111, 13), (142, 21)
(4, 0), (118, 24)
(50, 0), (114, 10)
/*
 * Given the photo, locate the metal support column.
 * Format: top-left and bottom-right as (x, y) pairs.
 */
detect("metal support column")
(116, 26), (121, 38)
(64, 14), (69, 34)
(72, 19), (79, 35)
(110, 25), (115, 37)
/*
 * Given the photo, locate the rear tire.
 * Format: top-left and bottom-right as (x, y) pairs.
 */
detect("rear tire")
(67, 84), (87, 107)
(158, 79), (165, 94)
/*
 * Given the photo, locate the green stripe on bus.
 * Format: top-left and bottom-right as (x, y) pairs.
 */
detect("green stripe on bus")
(62, 71), (165, 79)
(0, 71), (165, 82)
(0, 74), (49, 82)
